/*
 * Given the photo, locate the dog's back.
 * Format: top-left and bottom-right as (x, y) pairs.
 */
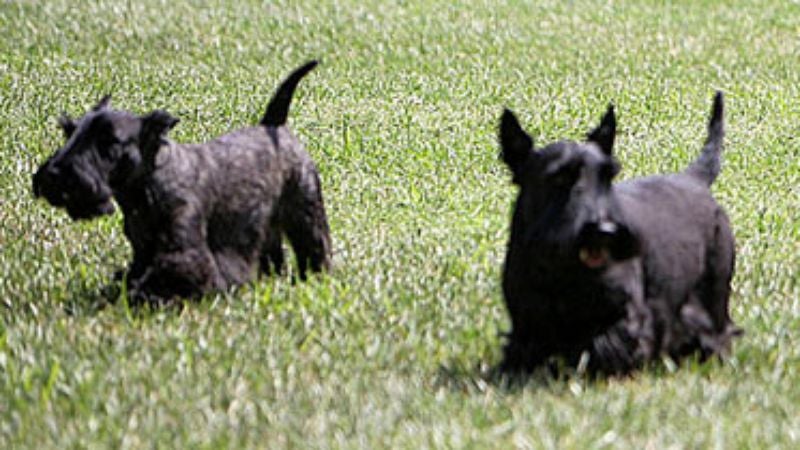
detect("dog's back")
(614, 93), (737, 360)
(617, 173), (736, 357)
(143, 62), (330, 287)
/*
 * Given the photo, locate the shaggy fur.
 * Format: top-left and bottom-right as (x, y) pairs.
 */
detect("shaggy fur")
(33, 61), (331, 304)
(497, 92), (740, 375)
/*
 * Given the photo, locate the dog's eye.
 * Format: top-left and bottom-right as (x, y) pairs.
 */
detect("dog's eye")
(551, 172), (575, 187)
(548, 163), (581, 188)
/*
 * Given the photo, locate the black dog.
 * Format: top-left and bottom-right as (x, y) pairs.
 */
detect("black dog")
(498, 93), (740, 375)
(33, 61), (331, 304)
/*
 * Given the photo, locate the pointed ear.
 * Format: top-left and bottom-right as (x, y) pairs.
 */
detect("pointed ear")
(139, 110), (179, 166)
(92, 94), (112, 111)
(499, 108), (534, 176)
(57, 114), (77, 139)
(142, 110), (179, 133)
(587, 104), (616, 155)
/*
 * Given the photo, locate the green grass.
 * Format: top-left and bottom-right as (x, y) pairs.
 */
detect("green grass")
(1, 0), (799, 447)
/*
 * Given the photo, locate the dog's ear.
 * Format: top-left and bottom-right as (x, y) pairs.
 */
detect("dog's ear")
(139, 110), (179, 167)
(58, 114), (77, 139)
(499, 108), (534, 178)
(92, 95), (112, 111)
(587, 104), (616, 155)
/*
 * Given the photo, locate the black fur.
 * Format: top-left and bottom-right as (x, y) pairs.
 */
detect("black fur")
(497, 92), (740, 376)
(33, 61), (331, 305)
(262, 60), (319, 127)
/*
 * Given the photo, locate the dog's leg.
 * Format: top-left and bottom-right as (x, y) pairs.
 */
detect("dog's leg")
(589, 266), (653, 374)
(678, 213), (739, 358)
(119, 250), (150, 280)
(260, 226), (285, 276)
(132, 209), (224, 303)
(499, 333), (547, 375)
(284, 171), (331, 280)
(113, 255), (148, 285)
(499, 308), (555, 375)
(588, 309), (650, 375)
(702, 212), (737, 334)
(679, 295), (720, 359)
(133, 247), (222, 302)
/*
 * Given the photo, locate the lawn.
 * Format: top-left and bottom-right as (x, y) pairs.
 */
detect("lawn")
(1, 0), (798, 447)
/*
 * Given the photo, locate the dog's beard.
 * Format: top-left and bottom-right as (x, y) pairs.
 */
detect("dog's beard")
(579, 246), (611, 269)
(64, 195), (116, 220)
(576, 221), (638, 270)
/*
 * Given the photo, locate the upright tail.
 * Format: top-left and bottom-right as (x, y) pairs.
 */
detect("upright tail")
(685, 91), (724, 186)
(261, 60), (319, 127)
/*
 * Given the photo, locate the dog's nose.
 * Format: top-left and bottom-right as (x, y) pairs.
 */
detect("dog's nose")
(32, 163), (62, 200)
(579, 220), (622, 243)
(597, 220), (618, 236)
(32, 168), (46, 198)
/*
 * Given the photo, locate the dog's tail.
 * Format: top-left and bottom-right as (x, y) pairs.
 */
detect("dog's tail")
(685, 91), (724, 186)
(261, 60), (318, 127)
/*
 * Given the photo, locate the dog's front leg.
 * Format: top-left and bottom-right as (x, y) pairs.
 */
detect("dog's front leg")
(128, 246), (224, 305)
(499, 320), (554, 375)
(114, 253), (149, 283)
(130, 207), (225, 304)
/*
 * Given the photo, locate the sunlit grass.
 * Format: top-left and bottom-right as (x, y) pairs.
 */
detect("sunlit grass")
(1, 0), (798, 447)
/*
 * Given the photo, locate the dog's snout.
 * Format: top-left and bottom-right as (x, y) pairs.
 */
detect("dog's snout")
(32, 160), (68, 205)
(32, 168), (41, 192)
(578, 220), (623, 244)
(582, 220), (614, 234)
(32, 166), (49, 198)
(597, 220), (618, 236)
(34, 160), (60, 181)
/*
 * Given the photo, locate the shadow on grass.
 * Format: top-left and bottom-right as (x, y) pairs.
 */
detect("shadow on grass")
(58, 270), (293, 317)
(432, 353), (729, 394)
(61, 280), (120, 316)
(1, 272), (121, 323)
(433, 360), (568, 393)
(58, 269), (184, 318)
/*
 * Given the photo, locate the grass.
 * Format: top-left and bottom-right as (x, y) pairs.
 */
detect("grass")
(1, 0), (798, 447)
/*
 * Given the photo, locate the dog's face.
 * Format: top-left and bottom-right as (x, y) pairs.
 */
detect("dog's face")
(499, 106), (639, 270)
(33, 96), (178, 220)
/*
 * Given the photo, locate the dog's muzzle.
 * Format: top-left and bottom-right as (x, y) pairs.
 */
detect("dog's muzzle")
(32, 164), (65, 205)
(32, 162), (116, 220)
(577, 221), (637, 269)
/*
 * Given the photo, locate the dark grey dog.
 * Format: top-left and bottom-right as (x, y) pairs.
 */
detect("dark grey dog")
(33, 61), (331, 304)
(497, 93), (740, 375)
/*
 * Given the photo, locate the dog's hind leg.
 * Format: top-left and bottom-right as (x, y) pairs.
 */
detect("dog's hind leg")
(704, 211), (736, 332)
(690, 211), (740, 356)
(260, 227), (285, 276)
(282, 169), (331, 280)
(679, 296), (721, 359)
(588, 282), (654, 375)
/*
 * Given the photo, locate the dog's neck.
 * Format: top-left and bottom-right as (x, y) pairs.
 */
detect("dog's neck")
(110, 138), (173, 195)
(110, 172), (148, 215)
(109, 143), (168, 213)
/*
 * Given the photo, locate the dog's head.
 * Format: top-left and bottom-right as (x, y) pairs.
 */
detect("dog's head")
(32, 95), (178, 220)
(499, 106), (639, 270)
